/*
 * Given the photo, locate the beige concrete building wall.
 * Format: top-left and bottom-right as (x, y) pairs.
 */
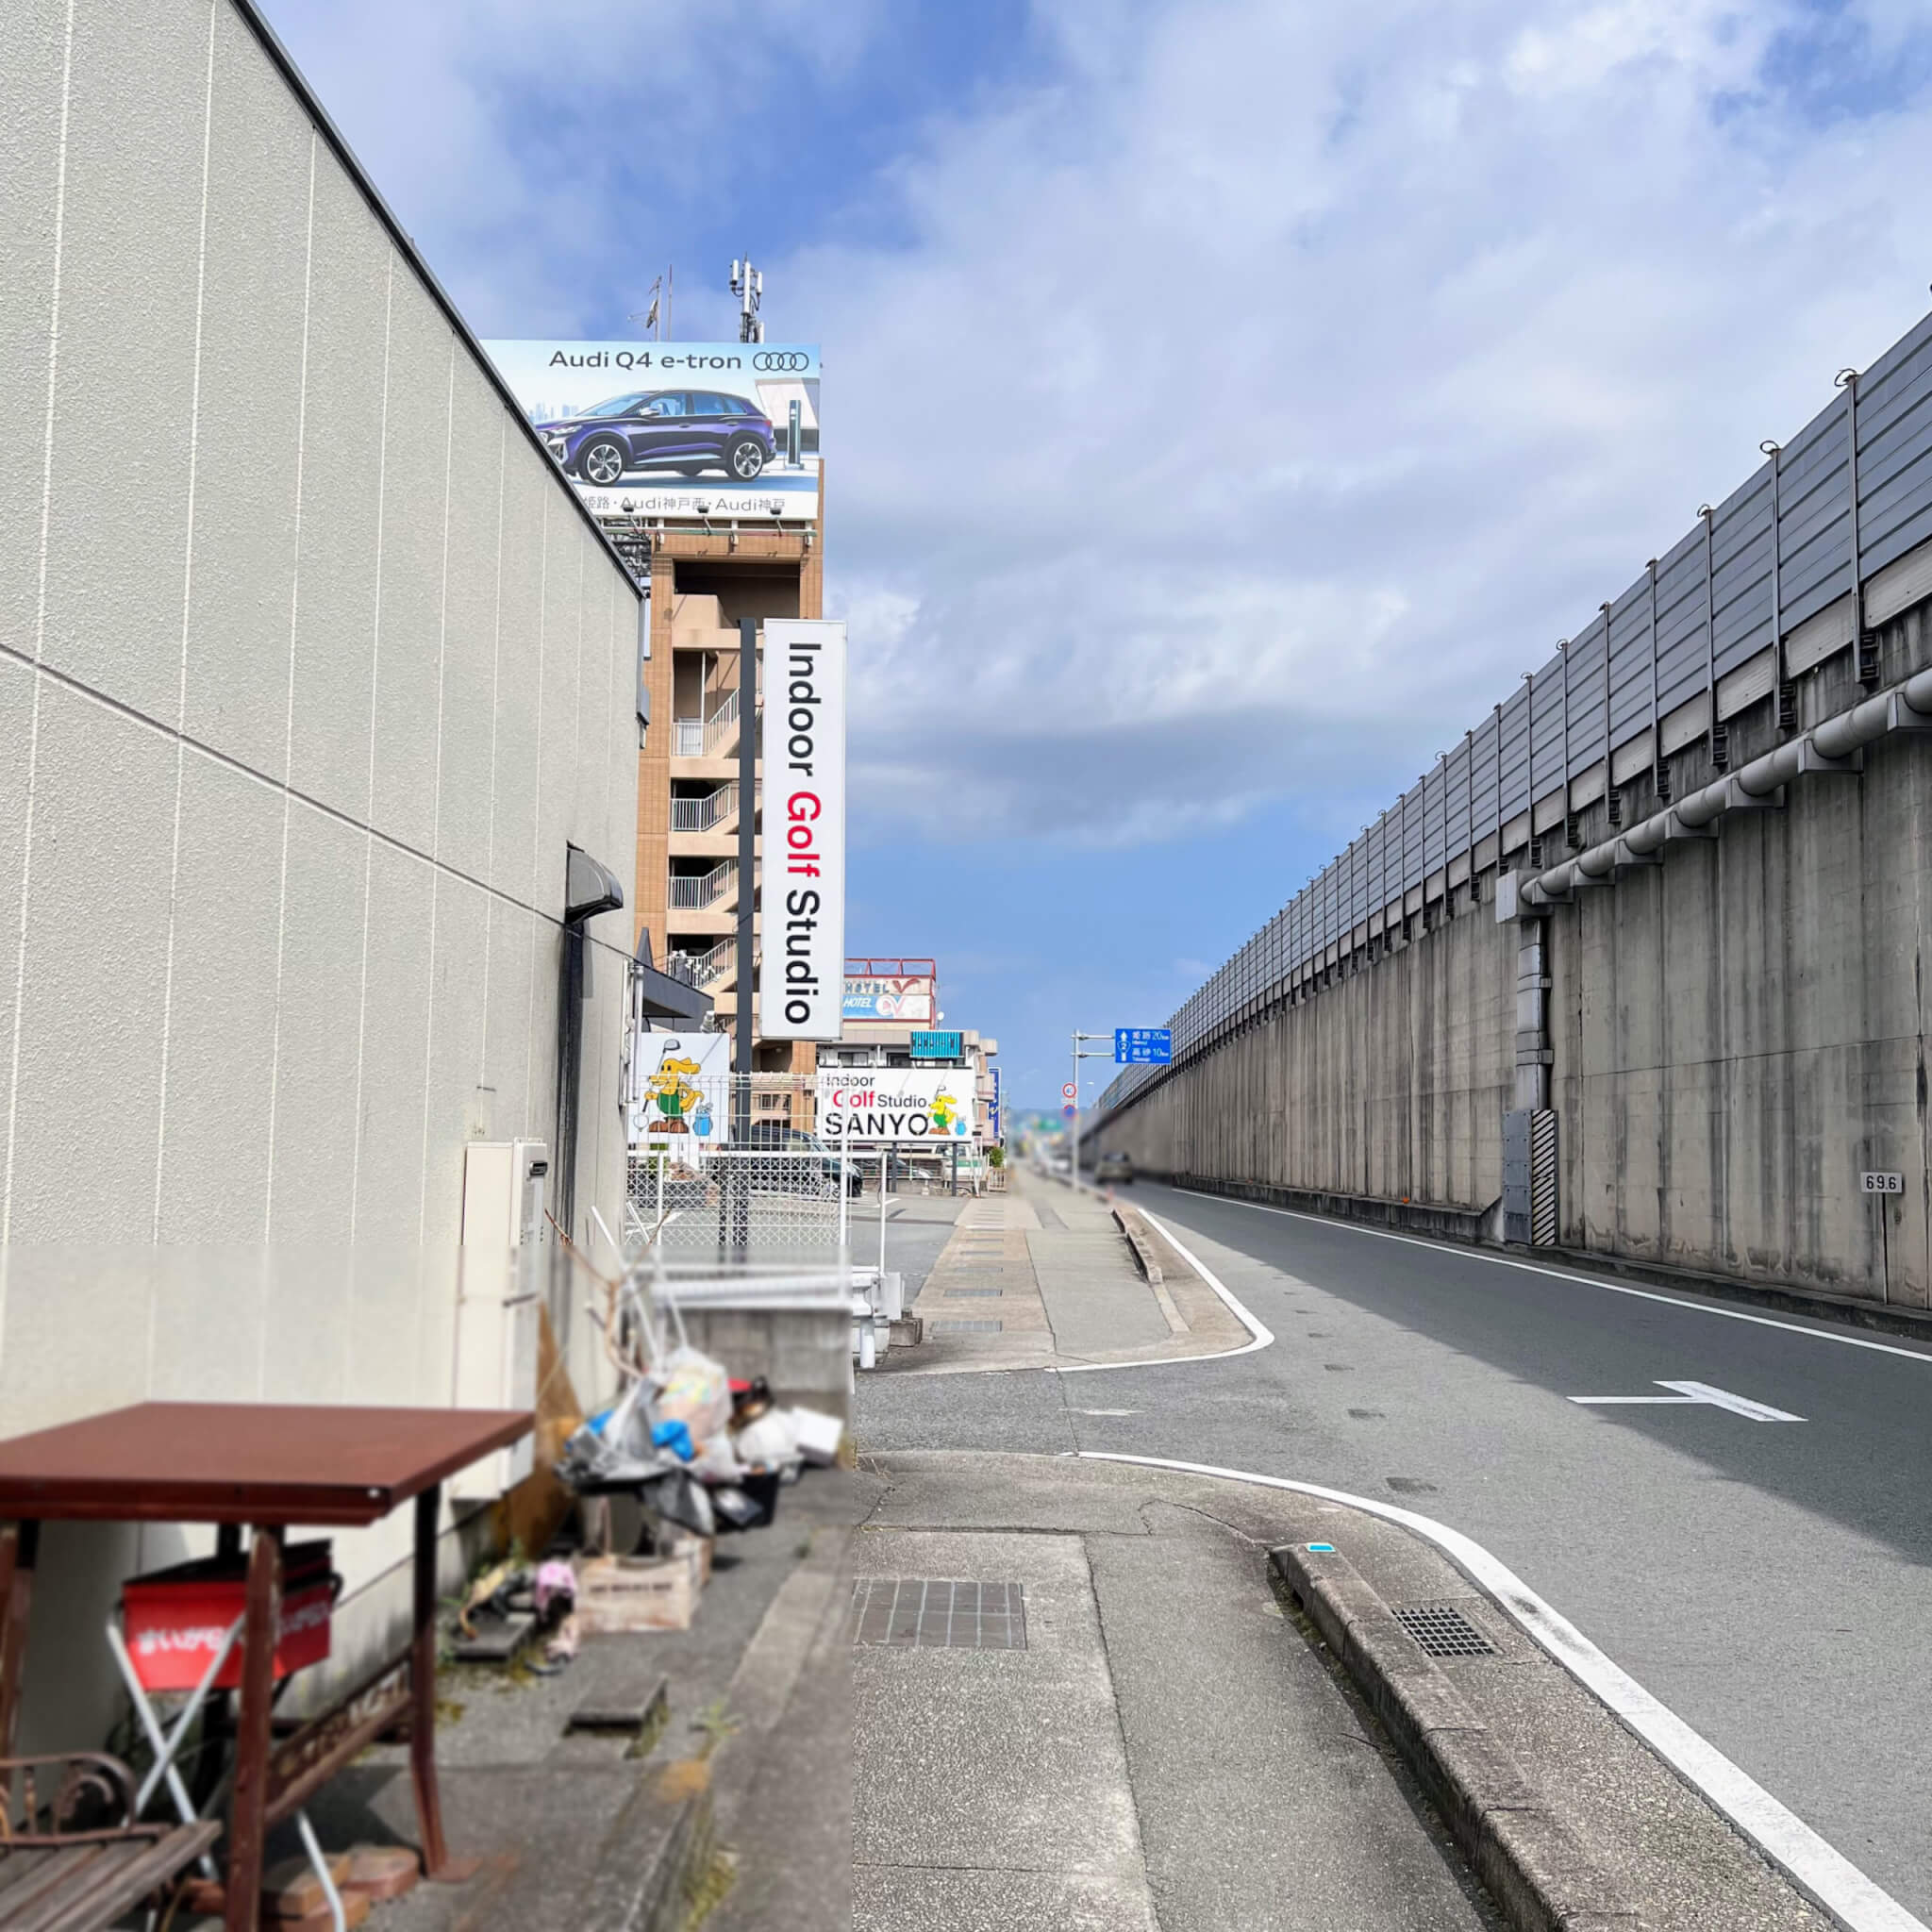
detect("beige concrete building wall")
(0, 0), (641, 1746)
(1096, 601), (1932, 1311)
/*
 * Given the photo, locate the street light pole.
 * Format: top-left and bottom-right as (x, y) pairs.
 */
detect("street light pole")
(1070, 1030), (1112, 1183)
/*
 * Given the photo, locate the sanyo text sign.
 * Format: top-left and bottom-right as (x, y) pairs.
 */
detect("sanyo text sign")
(818, 1071), (974, 1144)
(763, 621), (846, 1040)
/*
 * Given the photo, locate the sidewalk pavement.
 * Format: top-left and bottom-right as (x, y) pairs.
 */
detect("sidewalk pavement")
(881, 1168), (1252, 1374)
(851, 1450), (1832, 1932)
(852, 1172), (1835, 1932)
(289, 1469), (858, 1932)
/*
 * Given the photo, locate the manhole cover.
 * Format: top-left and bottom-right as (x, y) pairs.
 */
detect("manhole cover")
(944, 1289), (1003, 1298)
(1391, 1606), (1496, 1657)
(851, 1578), (1027, 1649)
(933, 1319), (1003, 1332)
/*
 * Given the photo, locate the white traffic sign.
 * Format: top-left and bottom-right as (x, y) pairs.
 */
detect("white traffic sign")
(1861, 1172), (1903, 1194)
(1062, 1083), (1077, 1100)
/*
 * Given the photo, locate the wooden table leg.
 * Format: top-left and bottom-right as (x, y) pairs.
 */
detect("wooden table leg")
(224, 1527), (282, 1932)
(0, 1520), (39, 1758)
(410, 1484), (457, 1879)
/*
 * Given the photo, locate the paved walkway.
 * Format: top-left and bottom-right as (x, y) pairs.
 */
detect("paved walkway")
(889, 1171), (1253, 1374)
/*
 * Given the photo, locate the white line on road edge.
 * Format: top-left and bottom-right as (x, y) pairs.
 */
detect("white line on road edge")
(1077, 1448), (1925, 1932)
(1081, 1453), (1924, 1932)
(1174, 1188), (1932, 1365)
(1049, 1206), (1274, 1374)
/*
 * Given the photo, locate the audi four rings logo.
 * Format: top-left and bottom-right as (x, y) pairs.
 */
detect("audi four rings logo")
(754, 351), (810, 372)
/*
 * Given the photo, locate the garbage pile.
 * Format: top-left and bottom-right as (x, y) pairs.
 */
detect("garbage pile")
(454, 1249), (850, 1650)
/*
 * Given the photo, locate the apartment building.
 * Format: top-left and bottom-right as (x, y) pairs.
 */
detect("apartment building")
(632, 524), (825, 1122)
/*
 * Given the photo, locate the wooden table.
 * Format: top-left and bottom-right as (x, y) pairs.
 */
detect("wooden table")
(0, 1403), (532, 1932)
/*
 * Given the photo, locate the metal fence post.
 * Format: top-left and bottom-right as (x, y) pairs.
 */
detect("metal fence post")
(1700, 505), (1725, 771)
(1647, 558), (1668, 803)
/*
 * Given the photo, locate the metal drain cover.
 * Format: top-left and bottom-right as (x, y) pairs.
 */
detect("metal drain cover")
(933, 1318), (1003, 1332)
(851, 1578), (1027, 1649)
(1391, 1605), (1496, 1657)
(944, 1289), (1003, 1298)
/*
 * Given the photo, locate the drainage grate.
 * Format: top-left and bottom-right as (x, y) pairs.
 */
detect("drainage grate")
(944, 1289), (1003, 1298)
(1391, 1606), (1496, 1657)
(933, 1319), (1003, 1332)
(851, 1578), (1027, 1649)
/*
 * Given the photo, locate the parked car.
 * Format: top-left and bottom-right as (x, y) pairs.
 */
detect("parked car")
(745, 1124), (863, 1196)
(1094, 1151), (1134, 1184)
(537, 389), (776, 486)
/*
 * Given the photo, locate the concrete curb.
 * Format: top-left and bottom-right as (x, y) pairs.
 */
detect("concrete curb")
(1110, 1201), (1166, 1286)
(1271, 1541), (1642, 1932)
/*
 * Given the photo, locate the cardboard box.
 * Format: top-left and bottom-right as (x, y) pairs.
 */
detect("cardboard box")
(576, 1550), (702, 1634)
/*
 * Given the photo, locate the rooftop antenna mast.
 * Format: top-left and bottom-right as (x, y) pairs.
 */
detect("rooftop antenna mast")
(730, 257), (764, 342)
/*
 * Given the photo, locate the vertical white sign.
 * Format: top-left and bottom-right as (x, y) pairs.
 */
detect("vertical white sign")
(762, 619), (846, 1039)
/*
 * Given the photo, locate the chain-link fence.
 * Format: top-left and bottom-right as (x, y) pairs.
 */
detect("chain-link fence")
(625, 1144), (853, 1257)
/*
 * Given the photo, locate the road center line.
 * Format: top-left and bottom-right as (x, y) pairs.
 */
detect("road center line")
(1172, 1188), (1932, 1366)
(1074, 1448), (1925, 1932)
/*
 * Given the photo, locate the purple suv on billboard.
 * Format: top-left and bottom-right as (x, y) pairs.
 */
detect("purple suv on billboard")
(536, 389), (776, 486)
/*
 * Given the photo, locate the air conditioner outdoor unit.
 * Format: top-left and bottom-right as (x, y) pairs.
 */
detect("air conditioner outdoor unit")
(451, 1140), (548, 1501)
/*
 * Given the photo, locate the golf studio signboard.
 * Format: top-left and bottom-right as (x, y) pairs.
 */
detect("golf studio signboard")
(763, 620), (847, 1041)
(818, 1071), (974, 1145)
(481, 340), (821, 523)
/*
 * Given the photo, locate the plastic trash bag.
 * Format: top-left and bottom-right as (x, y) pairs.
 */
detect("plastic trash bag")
(656, 1346), (732, 1442)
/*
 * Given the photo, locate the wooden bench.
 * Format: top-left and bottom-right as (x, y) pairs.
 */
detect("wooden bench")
(0, 1753), (219, 1931)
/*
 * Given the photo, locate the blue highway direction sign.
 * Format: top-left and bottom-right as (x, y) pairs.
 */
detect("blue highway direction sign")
(1114, 1027), (1173, 1065)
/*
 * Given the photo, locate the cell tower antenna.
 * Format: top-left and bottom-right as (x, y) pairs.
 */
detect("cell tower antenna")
(729, 257), (765, 343)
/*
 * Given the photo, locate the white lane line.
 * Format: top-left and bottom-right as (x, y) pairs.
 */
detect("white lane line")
(1173, 1188), (1932, 1365)
(1051, 1206), (1274, 1374)
(1077, 1448), (1924, 1932)
(1571, 1380), (1805, 1422)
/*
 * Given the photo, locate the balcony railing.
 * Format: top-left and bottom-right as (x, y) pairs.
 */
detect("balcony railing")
(665, 937), (736, 988)
(670, 690), (761, 759)
(671, 783), (738, 833)
(668, 859), (738, 910)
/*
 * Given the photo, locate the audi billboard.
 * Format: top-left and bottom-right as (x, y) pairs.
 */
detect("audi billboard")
(482, 340), (821, 523)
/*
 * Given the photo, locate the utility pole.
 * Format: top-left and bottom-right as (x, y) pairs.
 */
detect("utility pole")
(730, 257), (764, 343)
(1070, 1030), (1111, 1182)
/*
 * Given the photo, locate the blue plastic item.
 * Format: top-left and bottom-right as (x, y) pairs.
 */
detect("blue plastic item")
(651, 1418), (696, 1462)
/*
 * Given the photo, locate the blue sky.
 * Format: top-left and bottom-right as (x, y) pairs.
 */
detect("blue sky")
(261, 0), (1932, 1111)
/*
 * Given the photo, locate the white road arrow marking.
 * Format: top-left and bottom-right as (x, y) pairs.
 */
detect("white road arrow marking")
(1569, 1379), (1804, 1422)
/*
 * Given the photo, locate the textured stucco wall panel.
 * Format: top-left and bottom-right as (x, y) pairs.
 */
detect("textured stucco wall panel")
(8, 691), (175, 1241)
(0, 1253), (156, 1434)
(179, 9), (311, 777)
(153, 751), (284, 1241)
(150, 1249), (269, 1400)
(486, 447), (549, 905)
(40, 0), (208, 721)
(261, 798), (366, 1244)
(368, 277), (453, 854)
(285, 164), (390, 818)
(0, 658), (33, 1183)
(0, 0), (67, 655)
(433, 381), (507, 884)
(534, 500), (587, 922)
(350, 839), (435, 1242)
(419, 875), (491, 1249)
(482, 897), (537, 1133)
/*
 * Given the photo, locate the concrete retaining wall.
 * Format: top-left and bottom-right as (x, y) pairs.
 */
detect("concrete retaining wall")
(1095, 608), (1932, 1312)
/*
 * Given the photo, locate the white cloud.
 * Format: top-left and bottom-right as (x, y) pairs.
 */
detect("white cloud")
(265, 0), (1932, 844)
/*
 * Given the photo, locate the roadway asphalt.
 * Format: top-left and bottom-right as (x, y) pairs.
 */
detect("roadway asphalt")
(858, 1176), (1932, 1923)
